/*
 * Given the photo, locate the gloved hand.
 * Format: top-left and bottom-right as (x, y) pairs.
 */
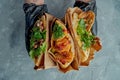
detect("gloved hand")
(23, 2), (48, 53)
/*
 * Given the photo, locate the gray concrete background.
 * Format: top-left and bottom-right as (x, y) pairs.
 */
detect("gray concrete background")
(0, 0), (120, 80)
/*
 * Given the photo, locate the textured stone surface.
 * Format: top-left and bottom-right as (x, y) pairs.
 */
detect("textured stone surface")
(0, 0), (120, 80)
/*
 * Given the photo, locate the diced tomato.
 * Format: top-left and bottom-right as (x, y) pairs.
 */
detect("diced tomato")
(60, 59), (66, 64)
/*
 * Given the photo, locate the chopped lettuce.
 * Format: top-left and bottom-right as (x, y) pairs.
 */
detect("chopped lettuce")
(29, 26), (46, 59)
(31, 27), (46, 41)
(77, 19), (95, 50)
(53, 23), (64, 39)
(41, 30), (46, 40)
(30, 42), (47, 59)
(78, 18), (86, 28)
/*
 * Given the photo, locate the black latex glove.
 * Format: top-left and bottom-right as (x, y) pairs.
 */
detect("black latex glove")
(23, 3), (48, 53)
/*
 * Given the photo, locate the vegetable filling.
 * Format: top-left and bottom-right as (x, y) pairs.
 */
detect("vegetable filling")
(77, 19), (95, 50)
(29, 20), (47, 59)
(51, 22), (73, 65)
(53, 23), (64, 39)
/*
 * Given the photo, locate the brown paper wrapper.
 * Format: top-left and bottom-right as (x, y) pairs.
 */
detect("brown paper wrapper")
(65, 8), (82, 65)
(34, 13), (56, 70)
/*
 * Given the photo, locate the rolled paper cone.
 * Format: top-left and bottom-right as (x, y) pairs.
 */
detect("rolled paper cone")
(44, 52), (56, 69)
(65, 11), (81, 65)
(44, 13), (57, 69)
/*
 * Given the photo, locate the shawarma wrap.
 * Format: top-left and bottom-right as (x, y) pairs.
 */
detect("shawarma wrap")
(48, 18), (79, 72)
(29, 13), (55, 70)
(65, 7), (102, 66)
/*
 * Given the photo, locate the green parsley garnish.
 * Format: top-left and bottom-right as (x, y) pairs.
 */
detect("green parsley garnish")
(53, 23), (64, 39)
(30, 42), (47, 59)
(77, 19), (95, 50)
(29, 26), (46, 59)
